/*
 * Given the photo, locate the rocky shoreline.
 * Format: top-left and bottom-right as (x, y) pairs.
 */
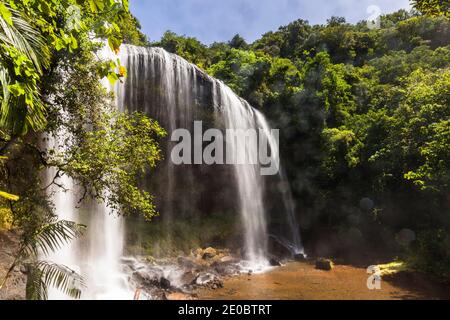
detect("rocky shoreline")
(122, 247), (289, 300)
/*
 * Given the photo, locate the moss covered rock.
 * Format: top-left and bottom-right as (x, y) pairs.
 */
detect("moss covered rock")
(315, 258), (334, 271)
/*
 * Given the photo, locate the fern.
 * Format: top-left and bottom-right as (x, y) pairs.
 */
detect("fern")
(21, 220), (86, 258)
(1, 219), (86, 300)
(26, 261), (85, 300)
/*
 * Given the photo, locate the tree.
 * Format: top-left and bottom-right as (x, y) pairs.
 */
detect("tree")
(229, 34), (249, 50)
(153, 31), (210, 68)
(0, 0), (166, 299)
(412, 0), (450, 18)
(0, 2), (50, 137)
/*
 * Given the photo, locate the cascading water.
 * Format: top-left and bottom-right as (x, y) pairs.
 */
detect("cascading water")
(116, 45), (303, 267)
(45, 50), (133, 299)
(46, 43), (303, 300)
(45, 134), (78, 299)
(45, 139), (133, 300)
(216, 82), (269, 265)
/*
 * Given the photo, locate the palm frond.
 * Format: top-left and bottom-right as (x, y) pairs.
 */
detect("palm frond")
(26, 261), (85, 300)
(22, 220), (86, 259)
(0, 4), (50, 73)
(0, 2), (50, 134)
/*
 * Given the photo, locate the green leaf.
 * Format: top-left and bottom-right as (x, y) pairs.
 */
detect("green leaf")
(0, 190), (19, 201)
(8, 83), (25, 96)
(0, 2), (13, 25)
(107, 72), (119, 85)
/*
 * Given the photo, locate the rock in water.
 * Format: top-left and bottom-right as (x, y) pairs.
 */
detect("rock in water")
(160, 277), (171, 289)
(269, 258), (282, 266)
(294, 253), (306, 261)
(132, 269), (162, 287)
(315, 258), (333, 271)
(195, 272), (223, 289)
(195, 273), (216, 285)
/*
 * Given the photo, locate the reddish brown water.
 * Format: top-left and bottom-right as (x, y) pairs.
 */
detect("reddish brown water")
(197, 262), (450, 300)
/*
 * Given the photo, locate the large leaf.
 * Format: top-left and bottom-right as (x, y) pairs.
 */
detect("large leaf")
(0, 190), (19, 201)
(22, 220), (86, 258)
(26, 261), (85, 300)
(0, 2), (50, 134)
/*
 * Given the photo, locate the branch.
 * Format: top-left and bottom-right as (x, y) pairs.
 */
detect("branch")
(24, 143), (48, 166)
(41, 169), (69, 192)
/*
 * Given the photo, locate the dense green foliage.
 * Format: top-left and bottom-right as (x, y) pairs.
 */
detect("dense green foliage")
(152, 8), (450, 279)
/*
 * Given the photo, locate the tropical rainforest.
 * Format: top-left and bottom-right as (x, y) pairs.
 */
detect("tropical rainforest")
(152, 3), (450, 281)
(0, 0), (449, 300)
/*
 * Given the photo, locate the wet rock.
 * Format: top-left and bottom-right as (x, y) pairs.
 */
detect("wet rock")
(210, 279), (223, 290)
(213, 261), (240, 276)
(268, 236), (293, 258)
(294, 253), (306, 261)
(195, 272), (215, 285)
(269, 258), (282, 267)
(195, 272), (223, 289)
(315, 258), (333, 271)
(160, 277), (171, 289)
(180, 271), (198, 286)
(219, 256), (235, 263)
(132, 269), (163, 287)
(202, 247), (217, 260)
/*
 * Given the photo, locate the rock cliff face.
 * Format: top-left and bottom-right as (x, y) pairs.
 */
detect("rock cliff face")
(115, 45), (302, 261)
(0, 230), (26, 300)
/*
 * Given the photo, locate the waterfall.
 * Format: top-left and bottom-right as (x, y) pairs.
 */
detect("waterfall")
(45, 135), (78, 299)
(45, 47), (133, 300)
(45, 137), (133, 300)
(45, 43), (303, 299)
(116, 45), (303, 266)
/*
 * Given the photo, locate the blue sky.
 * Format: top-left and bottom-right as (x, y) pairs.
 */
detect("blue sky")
(130, 0), (411, 44)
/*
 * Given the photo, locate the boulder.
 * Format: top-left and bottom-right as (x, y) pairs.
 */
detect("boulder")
(195, 272), (216, 285)
(202, 247), (217, 259)
(132, 269), (161, 287)
(294, 253), (306, 261)
(195, 272), (223, 289)
(267, 236), (293, 258)
(315, 258), (333, 271)
(213, 261), (240, 276)
(269, 258), (282, 267)
(219, 256), (235, 263)
(160, 277), (171, 289)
